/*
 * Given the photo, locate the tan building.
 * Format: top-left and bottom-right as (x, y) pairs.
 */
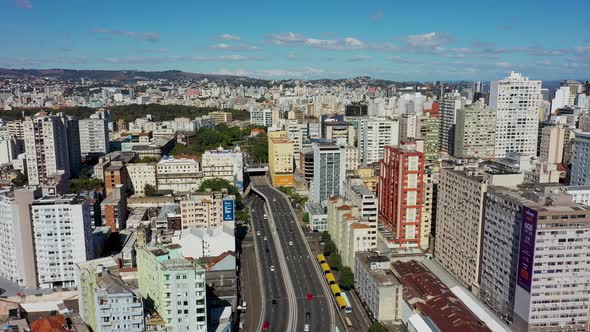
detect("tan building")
(434, 165), (524, 291)
(156, 157), (202, 194)
(180, 192), (234, 229)
(208, 111), (232, 124)
(268, 131), (294, 187)
(326, 196), (376, 270)
(539, 124), (565, 164)
(454, 100), (497, 159)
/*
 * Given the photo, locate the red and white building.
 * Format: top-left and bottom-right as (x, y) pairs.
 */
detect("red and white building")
(378, 142), (425, 250)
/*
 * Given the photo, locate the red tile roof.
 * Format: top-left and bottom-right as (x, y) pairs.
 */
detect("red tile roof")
(392, 260), (490, 332)
(30, 315), (67, 332)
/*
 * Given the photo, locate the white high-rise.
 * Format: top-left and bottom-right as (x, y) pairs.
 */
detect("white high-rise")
(32, 194), (93, 289)
(440, 91), (470, 154)
(490, 71), (542, 158)
(310, 144), (346, 204)
(24, 115), (71, 186)
(79, 110), (110, 160)
(361, 119), (399, 164)
(551, 86), (571, 112)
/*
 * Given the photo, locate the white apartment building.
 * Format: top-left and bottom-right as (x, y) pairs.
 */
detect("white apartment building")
(79, 110), (110, 160)
(32, 194), (93, 289)
(346, 184), (378, 238)
(310, 144), (346, 204)
(156, 157), (202, 194)
(24, 114), (71, 186)
(249, 108), (273, 127)
(454, 100), (497, 159)
(201, 147), (244, 192)
(490, 72), (542, 158)
(435, 166), (524, 291)
(126, 162), (157, 196)
(180, 192), (234, 229)
(354, 252), (402, 322)
(361, 119), (399, 164)
(0, 188), (38, 288)
(512, 200), (590, 332)
(399, 113), (418, 142)
(327, 196), (376, 270)
(172, 222), (235, 259)
(551, 86), (571, 112)
(570, 132), (590, 186)
(440, 91), (470, 154)
(304, 202), (328, 232)
(566, 185), (590, 205)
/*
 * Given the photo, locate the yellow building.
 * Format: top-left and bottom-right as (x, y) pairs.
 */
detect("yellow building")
(268, 131), (294, 187)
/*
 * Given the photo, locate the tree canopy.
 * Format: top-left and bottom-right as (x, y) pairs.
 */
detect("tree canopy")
(368, 321), (385, 332)
(339, 267), (354, 290)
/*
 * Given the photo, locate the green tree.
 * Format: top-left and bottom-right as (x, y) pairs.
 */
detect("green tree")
(321, 231), (331, 242)
(328, 252), (342, 271)
(137, 156), (159, 163)
(368, 321), (385, 332)
(144, 184), (158, 197)
(198, 178), (239, 197)
(11, 172), (27, 187)
(236, 208), (251, 224)
(323, 240), (337, 256)
(69, 178), (103, 194)
(339, 267), (355, 290)
(302, 212), (309, 224)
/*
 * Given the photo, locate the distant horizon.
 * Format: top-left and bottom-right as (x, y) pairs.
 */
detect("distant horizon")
(1, 1), (589, 81)
(2, 67), (588, 84)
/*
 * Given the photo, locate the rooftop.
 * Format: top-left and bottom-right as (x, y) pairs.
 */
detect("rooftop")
(305, 202), (326, 215)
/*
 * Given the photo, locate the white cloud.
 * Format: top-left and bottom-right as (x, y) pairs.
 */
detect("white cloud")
(91, 28), (160, 42)
(210, 43), (258, 51)
(266, 32), (396, 51)
(405, 32), (452, 48)
(219, 34), (240, 41)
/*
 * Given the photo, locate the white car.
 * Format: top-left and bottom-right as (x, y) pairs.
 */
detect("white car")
(264, 236), (268, 241)
(304, 324), (310, 331)
(289, 241), (293, 246)
(270, 265), (275, 272)
(256, 231), (260, 236)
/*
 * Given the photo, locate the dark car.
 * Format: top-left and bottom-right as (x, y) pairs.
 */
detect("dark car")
(305, 312), (311, 319)
(272, 299), (278, 306)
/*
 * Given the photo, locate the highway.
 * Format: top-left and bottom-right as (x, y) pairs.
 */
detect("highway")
(252, 183), (335, 332)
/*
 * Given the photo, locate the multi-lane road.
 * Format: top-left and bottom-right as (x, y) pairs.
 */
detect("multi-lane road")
(248, 196), (290, 331)
(251, 183), (335, 332)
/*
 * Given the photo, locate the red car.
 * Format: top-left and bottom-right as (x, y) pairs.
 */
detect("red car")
(262, 321), (270, 330)
(307, 293), (313, 300)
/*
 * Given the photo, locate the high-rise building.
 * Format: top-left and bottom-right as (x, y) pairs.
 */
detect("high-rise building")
(126, 162), (157, 196)
(310, 144), (346, 204)
(440, 91), (470, 155)
(417, 114), (440, 161)
(79, 110), (110, 161)
(345, 103), (368, 117)
(100, 184), (127, 232)
(570, 132), (590, 185)
(137, 245), (207, 332)
(360, 119), (399, 165)
(539, 124), (565, 164)
(268, 131), (294, 187)
(434, 166), (523, 290)
(454, 100), (497, 159)
(156, 157), (201, 194)
(249, 109), (273, 127)
(399, 113), (418, 142)
(24, 114), (71, 186)
(510, 190), (590, 331)
(551, 86), (571, 112)
(208, 111), (232, 124)
(490, 72), (542, 158)
(0, 188), (39, 288)
(378, 143), (425, 250)
(32, 194), (94, 289)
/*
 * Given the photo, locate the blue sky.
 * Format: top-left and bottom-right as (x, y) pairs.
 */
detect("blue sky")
(1, 0), (589, 81)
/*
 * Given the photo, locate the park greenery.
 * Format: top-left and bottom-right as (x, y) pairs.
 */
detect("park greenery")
(69, 178), (103, 194)
(9, 104), (249, 122)
(368, 321), (385, 332)
(11, 172), (27, 187)
(144, 184), (158, 197)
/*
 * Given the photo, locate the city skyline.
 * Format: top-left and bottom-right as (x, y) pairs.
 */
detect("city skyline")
(1, 0), (589, 81)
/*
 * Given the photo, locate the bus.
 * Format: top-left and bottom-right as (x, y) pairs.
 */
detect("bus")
(325, 272), (336, 285)
(335, 295), (347, 310)
(340, 292), (352, 314)
(316, 254), (326, 264)
(321, 263), (331, 274)
(330, 284), (341, 296)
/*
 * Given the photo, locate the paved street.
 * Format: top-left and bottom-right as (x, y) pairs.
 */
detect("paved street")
(238, 227), (262, 331)
(253, 183), (335, 332)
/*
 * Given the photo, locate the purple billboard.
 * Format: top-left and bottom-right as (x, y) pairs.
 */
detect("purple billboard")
(517, 207), (538, 293)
